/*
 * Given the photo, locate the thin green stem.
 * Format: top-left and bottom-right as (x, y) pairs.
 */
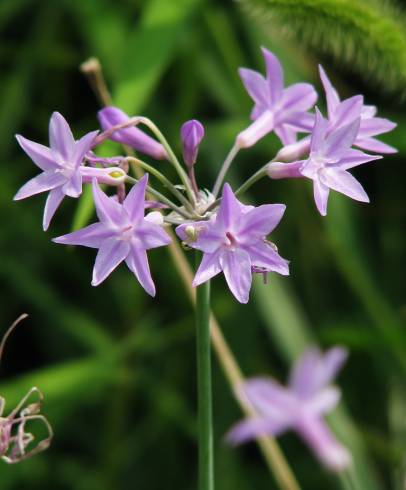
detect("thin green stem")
(125, 157), (194, 212)
(137, 118), (196, 204)
(212, 143), (240, 198)
(124, 176), (192, 220)
(195, 252), (214, 490)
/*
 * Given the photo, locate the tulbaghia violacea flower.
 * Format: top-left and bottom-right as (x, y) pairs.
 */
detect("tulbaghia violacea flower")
(176, 184), (289, 303)
(180, 119), (205, 167)
(319, 66), (397, 154)
(267, 109), (381, 215)
(53, 175), (171, 295)
(14, 112), (99, 230)
(228, 346), (351, 471)
(237, 47), (317, 148)
(98, 106), (168, 160)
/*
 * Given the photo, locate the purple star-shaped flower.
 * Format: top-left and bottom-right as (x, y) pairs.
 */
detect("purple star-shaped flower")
(176, 184), (289, 304)
(237, 47), (317, 148)
(319, 65), (397, 154)
(228, 346), (351, 471)
(268, 108), (381, 216)
(14, 112), (98, 230)
(53, 175), (171, 295)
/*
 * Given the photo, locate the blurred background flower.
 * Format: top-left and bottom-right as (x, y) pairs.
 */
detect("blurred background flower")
(0, 0), (405, 489)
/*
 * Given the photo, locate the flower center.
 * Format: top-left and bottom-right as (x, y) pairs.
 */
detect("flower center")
(119, 224), (134, 241)
(224, 231), (238, 250)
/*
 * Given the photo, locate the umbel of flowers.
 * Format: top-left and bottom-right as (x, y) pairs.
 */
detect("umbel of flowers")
(14, 48), (396, 484)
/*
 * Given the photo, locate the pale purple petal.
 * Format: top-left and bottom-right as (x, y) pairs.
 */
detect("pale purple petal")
(98, 107), (167, 160)
(193, 251), (222, 287)
(91, 237), (130, 286)
(355, 137), (397, 154)
(123, 174), (148, 223)
(332, 95), (363, 128)
(310, 108), (328, 153)
(361, 105), (377, 118)
(217, 183), (242, 230)
(227, 417), (289, 446)
(73, 130), (99, 164)
(280, 83), (317, 113)
(14, 171), (66, 200)
(297, 415), (351, 471)
(176, 219), (223, 253)
(238, 67), (269, 111)
(15, 135), (58, 171)
(236, 110), (274, 148)
(49, 112), (76, 161)
(320, 168), (369, 202)
(242, 378), (296, 416)
(53, 222), (113, 248)
(43, 187), (65, 231)
(136, 221), (171, 249)
(336, 148), (381, 170)
(274, 124), (298, 145)
(92, 180), (122, 224)
(313, 179), (330, 216)
(246, 241), (290, 276)
(305, 388), (341, 416)
(358, 117), (396, 138)
(319, 65), (340, 119)
(317, 347), (348, 389)
(62, 171), (82, 198)
(262, 48), (284, 104)
(322, 118), (360, 160)
(125, 247), (156, 296)
(237, 204), (286, 242)
(285, 112), (315, 132)
(220, 249), (252, 304)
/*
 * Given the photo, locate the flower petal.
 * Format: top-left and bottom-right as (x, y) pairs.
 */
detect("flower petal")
(355, 137), (397, 154)
(15, 135), (58, 171)
(274, 124), (298, 145)
(310, 108), (328, 153)
(280, 83), (317, 113)
(193, 251), (222, 287)
(322, 118), (360, 160)
(237, 204), (286, 242)
(217, 183), (242, 230)
(227, 416), (289, 446)
(297, 415), (351, 471)
(313, 178), (330, 216)
(246, 241), (290, 276)
(241, 378), (296, 416)
(91, 237), (130, 286)
(336, 149), (381, 170)
(220, 248), (252, 303)
(53, 222), (113, 248)
(62, 170), (82, 198)
(123, 174), (148, 223)
(126, 247), (156, 296)
(136, 220), (171, 249)
(320, 168), (369, 202)
(49, 112), (76, 161)
(73, 130), (99, 164)
(14, 171), (66, 200)
(262, 48), (284, 104)
(92, 179), (123, 224)
(358, 117), (396, 138)
(319, 65), (340, 119)
(306, 387), (341, 416)
(332, 95), (363, 128)
(43, 187), (65, 231)
(238, 67), (269, 109)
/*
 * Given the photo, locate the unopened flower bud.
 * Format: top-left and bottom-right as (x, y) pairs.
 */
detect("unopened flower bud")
(98, 107), (167, 160)
(180, 119), (205, 167)
(80, 166), (126, 185)
(266, 161), (303, 180)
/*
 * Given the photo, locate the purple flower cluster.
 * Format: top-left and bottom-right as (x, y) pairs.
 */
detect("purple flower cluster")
(14, 47), (397, 471)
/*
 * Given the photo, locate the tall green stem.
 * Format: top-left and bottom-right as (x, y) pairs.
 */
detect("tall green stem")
(195, 252), (214, 490)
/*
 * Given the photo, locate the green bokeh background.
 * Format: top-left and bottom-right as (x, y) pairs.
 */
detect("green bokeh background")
(0, 0), (405, 488)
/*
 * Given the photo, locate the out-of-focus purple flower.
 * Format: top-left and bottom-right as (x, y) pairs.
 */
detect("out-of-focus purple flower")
(180, 119), (205, 167)
(53, 175), (171, 295)
(176, 184), (289, 303)
(98, 107), (167, 160)
(268, 109), (381, 215)
(14, 112), (98, 231)
(237, 47), (317, 148)
(319, 66), (397, 154)
(227, 346), (351, 471)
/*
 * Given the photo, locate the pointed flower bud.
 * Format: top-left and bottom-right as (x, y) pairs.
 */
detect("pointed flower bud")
(180, 119), (204, 167)
(98, 107), (167, 160)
